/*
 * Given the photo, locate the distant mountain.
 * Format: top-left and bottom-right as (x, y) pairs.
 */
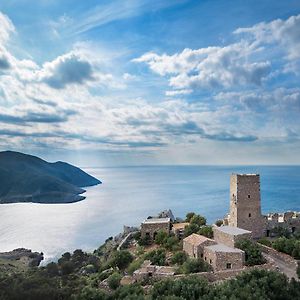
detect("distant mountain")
(0, 151), (101, 204)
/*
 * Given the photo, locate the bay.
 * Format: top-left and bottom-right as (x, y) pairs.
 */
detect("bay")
(0, 165), (299, 261)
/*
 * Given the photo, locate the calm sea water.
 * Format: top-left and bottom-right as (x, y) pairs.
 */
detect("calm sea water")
(0, 165), (299, 261)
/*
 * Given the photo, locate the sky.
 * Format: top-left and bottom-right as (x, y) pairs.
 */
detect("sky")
(0, 0), (299, 166)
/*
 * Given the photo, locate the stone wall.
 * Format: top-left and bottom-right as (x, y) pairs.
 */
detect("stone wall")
(183, 239), (216, 259)
(174, 260), (276, 282)
(259, 244), (298, 270)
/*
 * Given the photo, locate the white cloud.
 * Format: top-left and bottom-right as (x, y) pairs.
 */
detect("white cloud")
(235, 14), (300, 60)
(134, 42), (271, 90)
(0, 12), (15, 44)
(165, 89), (192, 96)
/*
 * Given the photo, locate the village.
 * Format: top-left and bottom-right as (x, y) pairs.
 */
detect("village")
(98, 173), (300, 288)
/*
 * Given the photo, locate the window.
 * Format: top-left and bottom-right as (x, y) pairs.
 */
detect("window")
(248, 194), (251, 198)
(226, 263), (232, 269)
(204, 257), (207, 261)
(209, 259), (212, 264)
(249, 213), (251, 218)
(201, 253), (203, 258)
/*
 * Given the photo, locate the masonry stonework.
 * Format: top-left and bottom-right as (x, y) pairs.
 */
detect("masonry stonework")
(140, 218), (171, 240)
(228, 174), (265, 238)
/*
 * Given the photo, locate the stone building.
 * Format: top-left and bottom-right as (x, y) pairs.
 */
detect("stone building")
(140, 218), (171, 240)
(227, 174), (265, 239)
(203, 244), (245, 271)
(213, 225), (252, 248)
(183, 233), (217, 259)
(265, 212), (300, 236)
(225, 173), (300, 238)
(183, 233), (246, 271)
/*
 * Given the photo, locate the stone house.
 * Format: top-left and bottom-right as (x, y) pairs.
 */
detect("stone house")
(140, 218), (171, 240)
(213, 225), (252, 248)
(203, 244), (245, 271)
(183, 233), (216, 259)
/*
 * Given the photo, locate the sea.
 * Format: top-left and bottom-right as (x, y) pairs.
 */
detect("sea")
(0, 165), (299, 262)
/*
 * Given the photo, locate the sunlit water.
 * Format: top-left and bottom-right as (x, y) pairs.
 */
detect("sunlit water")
(0, 165), (299, 262)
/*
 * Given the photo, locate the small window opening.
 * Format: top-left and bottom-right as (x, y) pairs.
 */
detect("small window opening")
(226, 263), (232, 269)
(248, 194), (251, 198)
(249, 213), (251, 218)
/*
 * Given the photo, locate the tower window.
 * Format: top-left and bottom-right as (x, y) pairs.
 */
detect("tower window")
(226, 263), (232, 269)
(248, 194), (251, 198)
(249, 213), (251, 218)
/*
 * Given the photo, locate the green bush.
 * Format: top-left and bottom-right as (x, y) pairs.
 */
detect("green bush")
(111, 250), (134, 270)
(170, 251), (188, 265)
(235, 239), (266, 266)
(145, 249), (166, 266)
(155, 230), (168, 245)
(198, 226), (213, 238)
(107, 272), (122, 290)
(258, 237), (272, 247)
(127, 258), (144, 275)
(181, 258), (210, 274)
(215, 220), (223, 227)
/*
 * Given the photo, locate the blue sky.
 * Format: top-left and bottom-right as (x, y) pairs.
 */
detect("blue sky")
(0, 0), (300, 166)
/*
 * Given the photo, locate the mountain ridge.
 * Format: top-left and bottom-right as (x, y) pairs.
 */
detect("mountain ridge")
(0, 151), (101, 204)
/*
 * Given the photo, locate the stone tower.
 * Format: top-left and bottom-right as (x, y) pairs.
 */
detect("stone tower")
(228, 174), (264, 239)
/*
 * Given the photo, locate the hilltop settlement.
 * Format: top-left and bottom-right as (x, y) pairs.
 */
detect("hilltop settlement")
(1, 173), (300, 300)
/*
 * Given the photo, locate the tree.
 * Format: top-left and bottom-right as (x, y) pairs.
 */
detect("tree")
(215, 220), (223, 227)
(190, 215), (206, 226)
(155, 230), (168, 245)
(185, 212), (196, 222)
(107, 272), (122, 290)
(46, 262), (59, 276)
(61, 260), (75, 275)
(145, 249), (166, 265)
(170, 251), (188, 265)
(235, 239), (266, 266)
(184, 223), (199, 237)
(198, 226), (213, 238)
(182, 258), (210, 274)
(112, 250), (133, 270)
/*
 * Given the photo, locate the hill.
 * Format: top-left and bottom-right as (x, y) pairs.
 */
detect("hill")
(0, 151), (101, 204)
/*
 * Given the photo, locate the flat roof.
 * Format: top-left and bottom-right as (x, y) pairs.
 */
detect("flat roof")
(205, 243), (244, 253)
(172, 222), (189, 230)
(215, 226), (251, 236)
(183, 233), (215, 245)
(142, 217), (170, 224)
(232, 173), (259, 176)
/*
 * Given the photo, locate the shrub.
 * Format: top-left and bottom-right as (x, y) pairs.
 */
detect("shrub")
(198, 226), (213, 238)
(235, 239), (266, 266)
(170, 251), (188, 265)
(145, 249), (166, 266)
(127, 258), (144, 275)
(111, 250), (133, 270)
(107, 272), (122, 290)
(215, 220), (223, 227)
(258, 237), (272, 247)
(155, 230), (168, 245)
(182, 258), (210, 274)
